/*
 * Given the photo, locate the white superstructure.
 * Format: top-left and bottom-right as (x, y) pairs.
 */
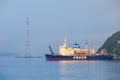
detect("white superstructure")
(59, 38), (95, 56)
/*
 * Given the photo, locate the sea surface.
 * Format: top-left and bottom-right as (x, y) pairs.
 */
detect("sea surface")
(0, 57), (120, 80)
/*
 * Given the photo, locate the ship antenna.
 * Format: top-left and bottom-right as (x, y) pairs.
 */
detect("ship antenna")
(24, 17), (32, 57)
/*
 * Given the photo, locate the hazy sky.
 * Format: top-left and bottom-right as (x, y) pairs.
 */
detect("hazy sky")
(0, 0), (120, 56)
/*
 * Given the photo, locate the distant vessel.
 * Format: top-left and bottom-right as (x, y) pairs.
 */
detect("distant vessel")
(45, 38), (113, 61)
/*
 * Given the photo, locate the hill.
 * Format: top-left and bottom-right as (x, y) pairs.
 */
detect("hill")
(98, 31), (120, 56)
(0, 52), (17, 57)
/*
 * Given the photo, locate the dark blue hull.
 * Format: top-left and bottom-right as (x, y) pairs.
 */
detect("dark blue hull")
(45, 54), (113, 61)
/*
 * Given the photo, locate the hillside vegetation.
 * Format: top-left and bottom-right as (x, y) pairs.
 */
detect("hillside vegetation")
(98, 31), (120, 56)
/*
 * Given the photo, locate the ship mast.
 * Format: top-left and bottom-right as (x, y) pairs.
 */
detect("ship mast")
(85, 40), (88, 49)
(63, 37), (67, 47)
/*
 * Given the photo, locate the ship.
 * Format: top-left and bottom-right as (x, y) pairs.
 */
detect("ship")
(45, 38), (113, 61)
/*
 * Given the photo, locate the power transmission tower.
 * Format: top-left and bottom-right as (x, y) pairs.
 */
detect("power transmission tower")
(24, 17), (32, 57)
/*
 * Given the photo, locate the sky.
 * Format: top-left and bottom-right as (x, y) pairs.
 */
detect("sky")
(0, 0), (120, 56)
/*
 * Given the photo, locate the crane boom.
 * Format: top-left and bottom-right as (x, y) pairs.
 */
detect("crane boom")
(49, 46), (54, 54)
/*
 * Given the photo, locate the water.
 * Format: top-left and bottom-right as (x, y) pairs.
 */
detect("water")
(0, 58), (120, 80)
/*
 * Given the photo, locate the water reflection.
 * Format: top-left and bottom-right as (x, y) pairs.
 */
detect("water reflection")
(0, 58), (120, 80)
(59, 61), (93, 80)
(59, 60), (120, 80)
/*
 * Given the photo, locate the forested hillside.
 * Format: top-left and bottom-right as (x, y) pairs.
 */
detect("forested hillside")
(98, 31), (120, 56)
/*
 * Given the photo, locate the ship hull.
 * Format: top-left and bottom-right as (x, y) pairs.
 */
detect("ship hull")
(45, 54), (113, 61)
